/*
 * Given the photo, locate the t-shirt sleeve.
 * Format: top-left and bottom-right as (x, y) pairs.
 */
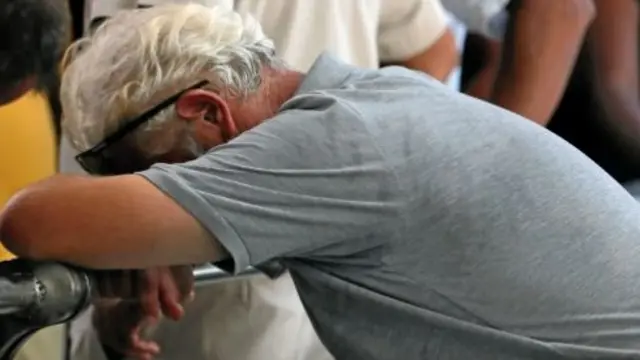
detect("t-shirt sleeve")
(442, 0), (510, 40)
(378, 0), (449, 62)
(138, 95), (402, 273)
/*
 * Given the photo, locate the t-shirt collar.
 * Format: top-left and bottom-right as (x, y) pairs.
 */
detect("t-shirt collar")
(294, 52), (355, 95)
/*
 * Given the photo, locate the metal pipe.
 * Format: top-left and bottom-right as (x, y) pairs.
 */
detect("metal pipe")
(0, 260), (95, 360)
(0, 260), (263, 360)
(0, 261), (261, 318)
(0, 278), (34, 316)
(193, 265), (261, 287)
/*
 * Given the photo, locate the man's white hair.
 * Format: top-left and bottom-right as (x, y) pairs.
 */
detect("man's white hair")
(61, 3), (277, 156)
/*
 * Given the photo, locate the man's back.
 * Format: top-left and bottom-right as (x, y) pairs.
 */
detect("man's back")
(303, 60), (640, 358)
(147, 55), (640, 358)
(314, 64), (640, 358)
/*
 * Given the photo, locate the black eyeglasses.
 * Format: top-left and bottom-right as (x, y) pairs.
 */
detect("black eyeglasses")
(75, 80), (208, 176)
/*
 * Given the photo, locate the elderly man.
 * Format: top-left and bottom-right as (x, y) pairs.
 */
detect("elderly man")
(66, 1), (457, 360)
(3, 3), (640, 360)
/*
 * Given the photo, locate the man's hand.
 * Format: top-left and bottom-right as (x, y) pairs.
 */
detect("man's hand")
(93, 266), (195, 360)
(93, 300), (160, 360)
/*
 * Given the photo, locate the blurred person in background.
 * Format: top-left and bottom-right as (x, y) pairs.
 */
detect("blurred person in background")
(63, 1), (458, 360)
(444, 0), (595, 125)
(441, 13), (468, 91)
(0, 0), (68, 105)
(457, 0), (640, 190)
(0, 1), (71, 360)
(548, 0), (640, 191)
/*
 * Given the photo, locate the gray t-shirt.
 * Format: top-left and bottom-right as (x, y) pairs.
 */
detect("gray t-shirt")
(140, 54), (640, 359)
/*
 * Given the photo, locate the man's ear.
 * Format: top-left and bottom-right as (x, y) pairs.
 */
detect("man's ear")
(175, 89), (237, 140)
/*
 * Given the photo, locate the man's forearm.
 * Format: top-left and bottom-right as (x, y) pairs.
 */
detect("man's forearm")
(0, 174), (220, 269)
(492, 0), (595, 125)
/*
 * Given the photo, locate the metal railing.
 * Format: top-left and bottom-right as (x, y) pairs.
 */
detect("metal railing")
(0, 260), (261, 360)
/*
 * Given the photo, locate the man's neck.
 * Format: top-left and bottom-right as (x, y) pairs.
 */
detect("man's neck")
(228, 68), (304, 131)
(265, 68), (305, 111)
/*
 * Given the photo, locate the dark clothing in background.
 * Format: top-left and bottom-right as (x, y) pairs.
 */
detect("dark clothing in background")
(548, 49), (640, 184)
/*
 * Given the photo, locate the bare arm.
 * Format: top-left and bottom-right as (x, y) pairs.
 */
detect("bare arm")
(492, 0), (595, 125)
(588, 0), (640, 159)
(379, 0), (456, 82)
(0, 175), (225, 269)
(399, 28), (459, 82)
(463, 34), (502, 100)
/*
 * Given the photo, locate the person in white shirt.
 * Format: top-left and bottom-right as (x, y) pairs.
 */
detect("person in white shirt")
(64, 1), (457, 359)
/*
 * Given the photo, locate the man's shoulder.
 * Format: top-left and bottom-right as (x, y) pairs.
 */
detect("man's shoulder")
(283, 66), (438, 115)
(261, 91), (371, 154)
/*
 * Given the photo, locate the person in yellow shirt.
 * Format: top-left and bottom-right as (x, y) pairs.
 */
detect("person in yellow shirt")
(0, 0), (69, 258)
(0, 94), (57, 255)
(0, 1), (71, 359)
(0, 92), (64, 360)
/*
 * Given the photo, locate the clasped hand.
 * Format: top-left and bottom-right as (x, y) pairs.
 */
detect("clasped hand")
(92, 266), (194, 360)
